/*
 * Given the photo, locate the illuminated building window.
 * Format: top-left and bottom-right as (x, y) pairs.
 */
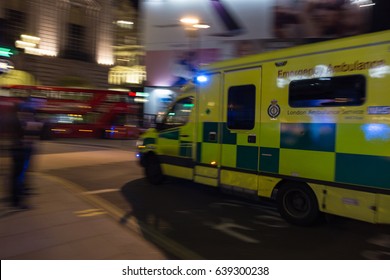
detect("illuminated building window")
(63, 23), (90, 61)
(61, 4), (92, 62)
(2, 9), (27, 46)
(116, 20), (134, 29)
(108, 65), (146, 85)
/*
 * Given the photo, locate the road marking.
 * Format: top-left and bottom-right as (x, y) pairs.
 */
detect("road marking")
(367, 234), (390, 248)
(74, 208), (106, 217)
(361, 250), (390, 260)
(210, 202), (242, 208)
(361, 234), (390, 259)
(212, 222), (259, 243)
(83, 188), (120, 194)
(32, 172), (125, 219)
(254, 215), (289, 228)
(224, 199), (277, 211)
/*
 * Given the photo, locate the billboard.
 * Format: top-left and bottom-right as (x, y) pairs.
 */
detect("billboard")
(141, 0), (375, 87)
(142, 0), (273, 51)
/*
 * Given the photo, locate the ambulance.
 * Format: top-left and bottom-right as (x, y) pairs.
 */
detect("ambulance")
(137, 30), (390, 225)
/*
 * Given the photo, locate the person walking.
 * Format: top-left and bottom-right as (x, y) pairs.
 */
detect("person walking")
(6, 98), (42, 210)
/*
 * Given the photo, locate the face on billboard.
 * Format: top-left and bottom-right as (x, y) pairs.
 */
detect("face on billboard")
(273, 0), (372, 39)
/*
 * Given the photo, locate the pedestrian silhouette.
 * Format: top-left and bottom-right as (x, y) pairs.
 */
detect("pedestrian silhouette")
(4, 98), (42, 210)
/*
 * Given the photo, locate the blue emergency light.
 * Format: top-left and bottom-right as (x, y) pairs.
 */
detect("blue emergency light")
(196, 75), (208, 83)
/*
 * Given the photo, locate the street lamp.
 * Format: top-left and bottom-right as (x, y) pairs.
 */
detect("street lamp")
(154, 18), (210, 86)
(180, 17), (199, 25)
(179, 17), (210, 65)
(193, 23), (210, 29)
(180, 17), (210, 30)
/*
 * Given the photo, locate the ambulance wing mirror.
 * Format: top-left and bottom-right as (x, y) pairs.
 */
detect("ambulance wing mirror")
(155, 114), (166, 131)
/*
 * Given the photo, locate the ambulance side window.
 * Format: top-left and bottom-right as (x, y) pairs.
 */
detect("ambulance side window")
(227, 84), (256, 130)
(289, 75), (366, 107)
(161, 96), (194, 129)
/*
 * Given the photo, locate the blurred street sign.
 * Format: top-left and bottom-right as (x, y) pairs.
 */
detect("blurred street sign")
(0, 47), (14, 58)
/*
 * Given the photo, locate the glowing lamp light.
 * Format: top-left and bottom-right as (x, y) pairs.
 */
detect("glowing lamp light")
(116, 20), (134, 25)
(16, 40), (36, 49)
(193, 23), (210, 29)
(21, 34), (40, 44)
(180, 18), (199, 25)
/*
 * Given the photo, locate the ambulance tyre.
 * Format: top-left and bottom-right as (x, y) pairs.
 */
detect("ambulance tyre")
(277, 183), (320, 226)
(145, 154), (164, 185)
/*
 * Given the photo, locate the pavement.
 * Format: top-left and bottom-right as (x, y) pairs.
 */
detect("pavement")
(0, 138), (169, 260)
(49, 138), (139, 151)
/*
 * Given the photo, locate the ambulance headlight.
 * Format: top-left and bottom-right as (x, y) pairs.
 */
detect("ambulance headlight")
(136, 140), (145, 149)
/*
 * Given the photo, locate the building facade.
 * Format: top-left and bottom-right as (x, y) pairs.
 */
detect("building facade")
(0, 0), (145, 88)
(109, 0), (146, 87)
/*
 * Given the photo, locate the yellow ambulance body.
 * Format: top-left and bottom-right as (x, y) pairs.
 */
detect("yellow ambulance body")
(138, 30), (390, 225)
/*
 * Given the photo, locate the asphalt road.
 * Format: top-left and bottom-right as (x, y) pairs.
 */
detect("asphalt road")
(28, 140), (390, 260)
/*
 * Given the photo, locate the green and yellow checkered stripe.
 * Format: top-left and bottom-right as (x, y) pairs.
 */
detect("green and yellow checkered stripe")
(145, 129), (193, 158)
(196, 122), (390, 190)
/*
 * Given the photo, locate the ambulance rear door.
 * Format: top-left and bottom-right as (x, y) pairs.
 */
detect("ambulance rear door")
(220, 66), (262, 193)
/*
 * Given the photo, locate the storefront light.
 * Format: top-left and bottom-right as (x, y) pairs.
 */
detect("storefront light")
(24, 47), (56, 56)
(20, 34), (41, 44)
(134, 97), (148, 103)
(15, 40), (36, 49)
(116, 20), (134, 27)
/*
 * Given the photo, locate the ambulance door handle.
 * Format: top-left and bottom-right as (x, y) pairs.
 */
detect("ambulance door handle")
(248, 135), (256, 143)
(209, 132), (217, 142)
(180, 134), (189, 138)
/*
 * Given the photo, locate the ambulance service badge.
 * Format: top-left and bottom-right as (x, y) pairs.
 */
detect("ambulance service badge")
(268, 100), (280, 119)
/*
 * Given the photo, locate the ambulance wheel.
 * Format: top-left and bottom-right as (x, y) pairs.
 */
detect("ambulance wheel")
(145, 154), (164, 185)
(276, 183), (320, 226)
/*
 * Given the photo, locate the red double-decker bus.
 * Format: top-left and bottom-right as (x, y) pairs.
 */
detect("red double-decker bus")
(0, 85), (144, 139)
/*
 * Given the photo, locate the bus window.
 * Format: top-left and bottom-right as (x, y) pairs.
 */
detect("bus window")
(113, 113), (139, 126)
(105, 93), (131, 103)
(0, 88), (11, 97)
(84, 112), (101, 124)
(289, 75), (366, 108)
(10, 88), (30, 98)
(49, 114), (83, 124)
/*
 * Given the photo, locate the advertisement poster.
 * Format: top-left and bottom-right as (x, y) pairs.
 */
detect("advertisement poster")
(141, 0), (374, 86)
